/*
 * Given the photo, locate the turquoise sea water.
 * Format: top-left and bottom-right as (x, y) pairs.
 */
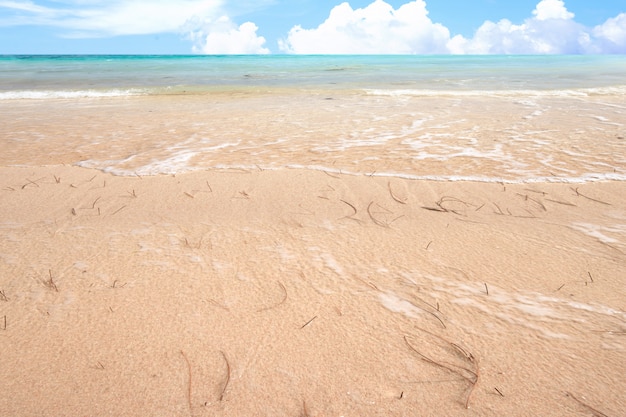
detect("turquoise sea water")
(2, 54), (626, 98)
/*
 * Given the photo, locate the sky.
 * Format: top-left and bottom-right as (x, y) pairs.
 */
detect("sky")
(0, 0), (624, 54)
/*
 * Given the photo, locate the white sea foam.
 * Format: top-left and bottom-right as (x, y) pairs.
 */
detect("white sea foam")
(76, 155), (138, 174)
(590, 115), (623, 126)
(73, 156), (626, 183)
(284, 165), (626, 184)
(0, 89), (144, 100)
(364, 85), (626, 98)
(132, 151), (198, 176)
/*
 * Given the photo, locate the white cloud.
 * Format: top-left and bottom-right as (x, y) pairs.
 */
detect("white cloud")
(278, 0), (450, 54)
(0, 0), (270, 54)
(0, 0), (223, 36)
(0, 0), (51, 14)
(449, 0), (619, 54)
(1, 0), (625, 54)
(187, 16), (269, 54)
(448, 8), (586, 54)
(532, 0), (574, 21)
(281, 0), (626, 55)
(592, 13), (626, 53)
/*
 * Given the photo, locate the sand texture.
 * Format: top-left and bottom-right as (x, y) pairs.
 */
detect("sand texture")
(1, 165), (624, 416)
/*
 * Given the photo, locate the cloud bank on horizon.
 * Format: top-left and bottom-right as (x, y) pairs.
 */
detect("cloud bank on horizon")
(0, 0), (624, 54)
(278, 0), (626, 54)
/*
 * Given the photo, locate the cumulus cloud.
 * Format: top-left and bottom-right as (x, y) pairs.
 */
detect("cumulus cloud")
(281, 0), (626, 55)
(278, 0), (450, 54)
(592, 13), (626, 53)
(186, 16), (269, 54)
(532, 0), (574, 21)
(448, 0), (591, 54)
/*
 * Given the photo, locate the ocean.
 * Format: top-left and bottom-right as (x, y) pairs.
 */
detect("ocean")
(3, 54), (626, 97)
(1, 54), (625, 182)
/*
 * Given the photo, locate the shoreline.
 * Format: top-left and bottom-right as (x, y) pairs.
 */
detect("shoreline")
(1, 164), (624, 416)
(2, 92), (625, 181)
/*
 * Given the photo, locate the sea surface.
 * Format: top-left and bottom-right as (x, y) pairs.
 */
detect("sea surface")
(1, 54), (625, 182)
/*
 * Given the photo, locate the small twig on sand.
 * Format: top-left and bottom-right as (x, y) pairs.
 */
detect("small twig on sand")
(524, 188), (548, 196)
(340, 199), (358, 220)
(301, 316), (318, 329)
(492, 203), (505, 215)
(545, 198), (576, 207)
(301, 400), (310, 417)
(257, 281), (288, 312)
(219, 351), (231, 401)
(111, 205), (128, 215)
(450, 342), (480, 409)
(388, 181), (407, 204)
(208, 299), (230, 311)
(22, 177), (45, 189)
(423, 196), (470, 216)
(367, 201), (398, 227)
(565, 392), (610, 417)
(404, 333), (479, 409)
(570, 187), (611, 205)
(422, 206), (447, 213)
(410, 298), (446, 328)
(180, 350), (193, 410)
(516, 193), (547, 211)
(110, 280), (126, 289)
(0, 289), (8, 301)
(438, 196), (470, 215)
(368, 201), (387, 227)
(45, 269), (59, 292)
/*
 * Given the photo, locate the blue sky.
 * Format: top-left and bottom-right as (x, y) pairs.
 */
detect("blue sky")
(0, 0), (624, 54)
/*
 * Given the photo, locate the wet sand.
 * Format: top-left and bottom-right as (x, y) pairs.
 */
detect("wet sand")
(1, 164), (624, 416)
(2, 93), (625, 180)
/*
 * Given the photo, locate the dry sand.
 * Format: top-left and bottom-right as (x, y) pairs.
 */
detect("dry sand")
(1, 164), (625, 416)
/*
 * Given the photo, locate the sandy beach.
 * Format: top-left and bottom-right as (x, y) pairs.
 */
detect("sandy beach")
(1, 54), (626, 416)
(1, 162), (624, 416)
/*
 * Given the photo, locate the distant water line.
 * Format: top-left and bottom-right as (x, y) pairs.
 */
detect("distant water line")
(2, 55), (626, 98)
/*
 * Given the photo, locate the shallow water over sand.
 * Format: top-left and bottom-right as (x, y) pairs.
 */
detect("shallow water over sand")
(2, 91), (625, 182)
